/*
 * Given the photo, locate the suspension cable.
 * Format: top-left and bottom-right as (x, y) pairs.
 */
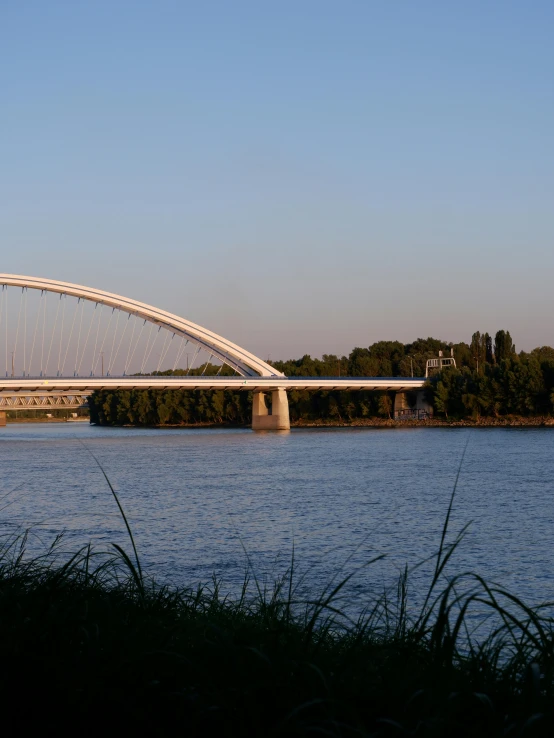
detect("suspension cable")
(172, 337), (189, 372)
(139, 321), (157, 374)
(56, 294), (67, 376)
(93, 305), (116, 375)
(12, 288), (25, 377)
(201, 353), (214, 376)
(186, 344), (201, 375)
(122, 314), (138, 375)
(108, 312), (131, 376)
(155, 330), (174, 373)
(0, 286), (5, 377)
(142, 325), (161, 375)
(124, 318), (147, 375)
(106, 309), (122, 376)
(61, 296), (81, 376)
(23, 287), (27, 376)
(76, 302), (99, 376)
(154, 329), (171, 373)
(28, 290), (45, 377)
(40, 289), (48, 376)
(90, 303), (104, 375)
(4, 286), (8, 377)
(73, 298), (86, 375)
(45, 292), (62, 376)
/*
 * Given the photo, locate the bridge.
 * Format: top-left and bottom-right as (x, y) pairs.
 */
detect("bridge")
(0, 274), (428, 429)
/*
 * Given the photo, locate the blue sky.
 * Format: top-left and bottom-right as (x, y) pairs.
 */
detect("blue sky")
(2, 1), (553, 358)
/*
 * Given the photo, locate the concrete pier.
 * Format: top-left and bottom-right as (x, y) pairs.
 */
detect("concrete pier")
(394, 391), (410, 415)
(0, 411), (6, 427)
(252, 389), (290, 430)
(394, 390), (433, 419)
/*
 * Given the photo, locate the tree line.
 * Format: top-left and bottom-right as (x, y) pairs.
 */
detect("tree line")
(87, 330), (554, 425)
(427, 331), (554, 419)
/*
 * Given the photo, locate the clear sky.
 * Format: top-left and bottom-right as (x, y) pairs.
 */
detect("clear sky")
(2, 1), (553, 359)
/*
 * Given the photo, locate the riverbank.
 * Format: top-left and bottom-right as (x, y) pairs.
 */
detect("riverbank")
(293, 415), (554, 428)
(85, 415), (554, 429)
(54, 414), (554, 429)
(3, 428), (554, 735)
(2, 526), (554, 737)
(4, 416), (89, 423)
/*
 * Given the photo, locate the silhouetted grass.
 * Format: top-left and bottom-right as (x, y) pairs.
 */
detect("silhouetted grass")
(2, 447), (554, 735)
(1, 533), (554, 735)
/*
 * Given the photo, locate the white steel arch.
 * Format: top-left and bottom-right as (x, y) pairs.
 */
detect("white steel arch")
(0, 274), (282, 377)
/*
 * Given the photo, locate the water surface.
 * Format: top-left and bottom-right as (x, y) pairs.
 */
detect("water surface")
(1, 423), (553, 609)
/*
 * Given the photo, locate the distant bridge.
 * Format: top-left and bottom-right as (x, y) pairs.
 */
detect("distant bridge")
(0, 392), (89, 410)
(0, 274), (428, 429)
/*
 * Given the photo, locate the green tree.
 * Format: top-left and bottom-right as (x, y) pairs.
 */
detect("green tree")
(494, 330), (515, 363)
(348, 348), (380, 376)
(434, 381), (451, 418)
(470, 331), (485, 371)
(484, 333), (494, 364)
(377, 392), (392, 419)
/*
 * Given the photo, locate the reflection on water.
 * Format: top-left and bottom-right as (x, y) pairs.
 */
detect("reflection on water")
(1, 423), (554, 609)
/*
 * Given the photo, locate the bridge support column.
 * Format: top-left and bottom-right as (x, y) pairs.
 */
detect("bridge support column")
(0, 411), (6, 427)
(415, 390), (433, 416)
(394, 392), (409, 416)
(252, 389), (290, 431)
(394, 390), (433, 419)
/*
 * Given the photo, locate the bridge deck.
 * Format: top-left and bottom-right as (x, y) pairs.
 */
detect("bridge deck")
(0, 376), (426, 395)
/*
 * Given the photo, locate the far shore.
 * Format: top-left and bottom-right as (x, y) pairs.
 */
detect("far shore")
(293, 415), (554, 428)
(4, 417), (89, 424)
(5, 415), (554, 428)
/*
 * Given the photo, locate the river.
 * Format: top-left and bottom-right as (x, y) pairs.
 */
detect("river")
(1, 423), (554, 612)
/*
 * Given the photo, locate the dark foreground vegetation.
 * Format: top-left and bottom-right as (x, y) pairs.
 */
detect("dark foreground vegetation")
(3, 486), (554, 737)
(88, 330), (554, 425)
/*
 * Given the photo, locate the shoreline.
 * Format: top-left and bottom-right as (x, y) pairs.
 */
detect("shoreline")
(6, 416), (554, 428)
(139, 415), (554, 429)
(1, 523), (553, 735)
(4, 417), (89, 424)
(292, 415), (554, 428)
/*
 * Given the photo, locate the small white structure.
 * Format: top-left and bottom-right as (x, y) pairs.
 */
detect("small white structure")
(425, 348), (456, 377)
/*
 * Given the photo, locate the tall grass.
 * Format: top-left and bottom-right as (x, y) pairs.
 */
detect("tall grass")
(1, 451), (554, 735)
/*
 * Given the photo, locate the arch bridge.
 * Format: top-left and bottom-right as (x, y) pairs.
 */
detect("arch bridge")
(0, 274), (427, 429)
